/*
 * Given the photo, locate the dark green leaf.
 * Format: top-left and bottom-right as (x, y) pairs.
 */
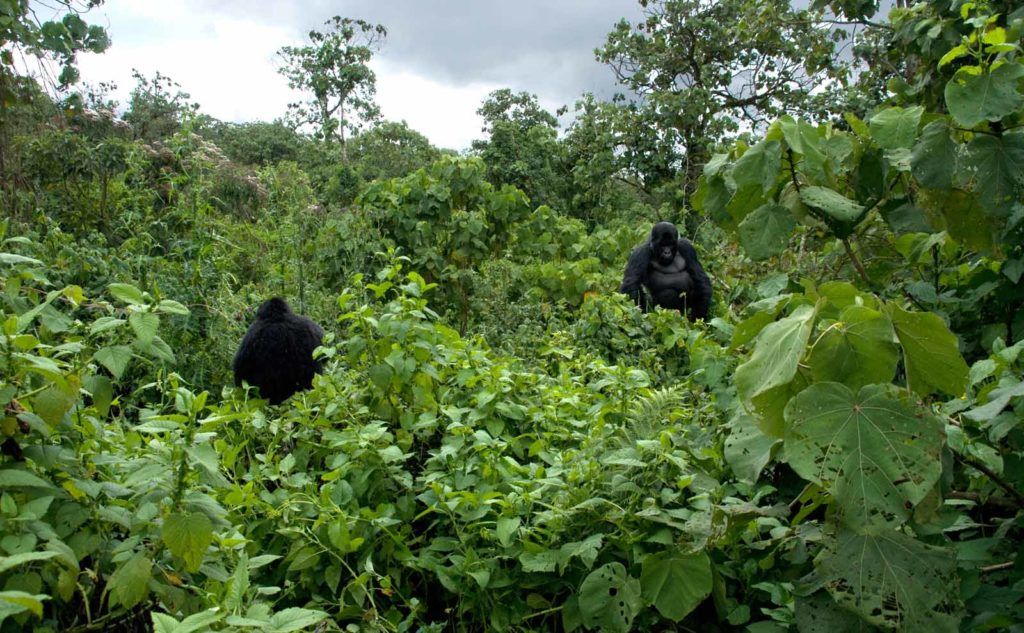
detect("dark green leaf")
(945, 63), (1024, 128)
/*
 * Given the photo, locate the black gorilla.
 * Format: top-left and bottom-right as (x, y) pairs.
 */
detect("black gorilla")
(232, 297), (324, 405)
(620, 221), (712, 320)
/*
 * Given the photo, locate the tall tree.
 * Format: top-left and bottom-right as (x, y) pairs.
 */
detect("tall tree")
(596, 0), (844, 206)
(471, 89), (567, 209)
(278, 17), (386, 155)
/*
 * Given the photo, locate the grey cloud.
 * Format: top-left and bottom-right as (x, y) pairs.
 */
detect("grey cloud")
(199, 1), (642, 112)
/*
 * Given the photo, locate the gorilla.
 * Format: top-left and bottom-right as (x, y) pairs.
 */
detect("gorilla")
(232, 297), (324, 405)
(620, 221), (712, 321)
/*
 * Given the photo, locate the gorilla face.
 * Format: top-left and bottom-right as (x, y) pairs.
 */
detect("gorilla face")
(649, 222), (679, 265)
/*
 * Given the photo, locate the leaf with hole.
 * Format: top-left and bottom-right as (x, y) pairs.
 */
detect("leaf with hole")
(784, 383), (944, 529)
(578, 562), (642, 633)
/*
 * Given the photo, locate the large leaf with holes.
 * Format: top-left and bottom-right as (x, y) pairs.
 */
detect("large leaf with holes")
(795, 591), (872, 632)
(869, 106), (923, 149)
(738, 203), (796, 261)
(784, 383), (944, 529)
(725, 414), (780, 483)
(944, 63), (1024, 128)
(639, 550), (712, 621)
(817, 529), (962, 630)
(807, 305), (899, 389)
(964, 133), (1024, 217)
(735, 304), (817, 405)
(911, 119), (958, 190)
(888, 305), (969, 397)
(578, 562), (642, 633)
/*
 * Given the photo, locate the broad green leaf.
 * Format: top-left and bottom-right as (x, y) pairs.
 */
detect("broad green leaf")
(368, 363), (392, 391)
(923, 188), (995, 252)
(735, 304), (817, 404)
(0, 552), (59, 574)
(108, 553), (152, 609)
(519, 549), (560, 573)
(0, 253), (42, 266)
(963, 380), (1024, 422)
(869, 106), (923, 149)
(559, 534), (603, 571)
(945, 63), (1024, 128)
(964, 133), (1024, 217)
(264, 608), (329, 633)
(807, 306), (899, 388)
(779, 116), (827, 181)
(286, 547), (320, 573)
(129, 312), (159, 346)
(162, 512), (213, 573)
(84, 374), (113, 418)
(889, 305), (969, 397)
(108, 282), (146, 306)
(738, 204), (796, 261)
(911, 120), (957, 189)
(817, 530), (962, 630)
(89, 316), (125, 334)
(799, 186), (864, 224)
(33, 381), (78, 427)
(938, 43), (969, 68)
(223, 553), (246, 610)
(152, 609), (224, 633)
(496, 516), (520, 548)
(724, 414), (780, 483)
(639, 551), (712, 621)
(0, 470), (56, 489)
(784, 383), (944, 529)
(156, 299), (190, 315)
(93, 345), (132, 379)
(0, 590), (47, 621)
(578, 562), (642, 633)
(726, 183), (766, 225)
(732, 140), (781, 193)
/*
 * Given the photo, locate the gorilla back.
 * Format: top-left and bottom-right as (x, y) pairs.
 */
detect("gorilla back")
(232, 297), (324, 405)
(620, 221), (712, 320)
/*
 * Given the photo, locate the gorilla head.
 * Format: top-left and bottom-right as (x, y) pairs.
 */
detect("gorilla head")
(232, 297), (324, 405)
(649, 221), (679, 266)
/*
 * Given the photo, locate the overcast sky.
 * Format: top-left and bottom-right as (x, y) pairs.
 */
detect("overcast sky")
(73, 1), (642, 150)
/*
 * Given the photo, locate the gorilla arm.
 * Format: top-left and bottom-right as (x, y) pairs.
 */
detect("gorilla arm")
(619, 246), (653, 312)
(678, 238), (711, 320)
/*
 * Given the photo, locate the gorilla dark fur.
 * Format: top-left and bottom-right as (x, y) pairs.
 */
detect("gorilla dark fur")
(233, 297), (324, 405)
(620, 221), (712, 320)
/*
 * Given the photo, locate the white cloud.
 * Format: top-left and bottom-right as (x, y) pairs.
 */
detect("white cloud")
(372, 59), (497, 150)
(73, 0), (501, 150)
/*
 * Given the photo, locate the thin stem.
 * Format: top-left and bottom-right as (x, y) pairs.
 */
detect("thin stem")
(957, 453), (1024, 508)
(841, 237), (871, 285)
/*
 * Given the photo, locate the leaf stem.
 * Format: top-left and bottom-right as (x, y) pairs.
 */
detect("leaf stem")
(956, 453), (1024, 508)
(841, 237), (871, 286)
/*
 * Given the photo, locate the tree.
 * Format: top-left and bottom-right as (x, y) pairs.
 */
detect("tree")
(123, 70), (198, 142)
(596, 0), (845, 206)
(471, 89), (568, 209)
(278, 17), (386, 154)
(347, 120), (442, 181)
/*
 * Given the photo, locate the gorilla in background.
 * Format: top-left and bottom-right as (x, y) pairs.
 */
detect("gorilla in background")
(233, 297), (324, 405)
(620, 221), (712, 321)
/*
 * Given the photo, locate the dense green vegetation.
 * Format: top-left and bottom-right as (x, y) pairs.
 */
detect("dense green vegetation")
(1, 0), (1024, 631)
